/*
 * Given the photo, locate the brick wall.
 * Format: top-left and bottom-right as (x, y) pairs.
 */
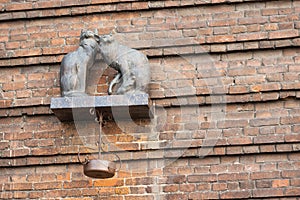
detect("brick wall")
(1, 0), (300, 199)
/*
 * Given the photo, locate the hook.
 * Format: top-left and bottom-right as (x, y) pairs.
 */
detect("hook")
(113, 152), (122, 172)
(77, 151), (89, 165)
(89, 108), (95, 115)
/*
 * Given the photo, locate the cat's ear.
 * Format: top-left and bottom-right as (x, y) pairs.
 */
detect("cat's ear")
(80, 29), (87, 38)
(80, 29), (86, 42)
(110, 28), (117, 36)
(94, 34), (100, 43)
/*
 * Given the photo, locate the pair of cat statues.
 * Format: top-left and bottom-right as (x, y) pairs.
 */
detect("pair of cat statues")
(60, 30), (150, 97)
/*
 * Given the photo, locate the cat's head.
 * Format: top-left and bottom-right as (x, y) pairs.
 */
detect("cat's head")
(79, 30), (100, 50)
(80, 29), (100, 43)
(99, 34), (115, 44)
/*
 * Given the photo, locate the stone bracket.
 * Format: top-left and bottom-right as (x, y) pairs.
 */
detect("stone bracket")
(50, 94), (152, 122)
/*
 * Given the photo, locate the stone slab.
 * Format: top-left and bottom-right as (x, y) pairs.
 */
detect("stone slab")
(50, 94), (152, 122)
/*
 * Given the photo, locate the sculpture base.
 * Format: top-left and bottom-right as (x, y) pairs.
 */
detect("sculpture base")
(62, 91), (88, 97)
(50, 94), (153, 122)
(83, 159), (116, 179)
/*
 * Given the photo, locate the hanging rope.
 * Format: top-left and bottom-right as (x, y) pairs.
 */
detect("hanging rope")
(97, 112), (102, 160)
(77, 108), (122, 171)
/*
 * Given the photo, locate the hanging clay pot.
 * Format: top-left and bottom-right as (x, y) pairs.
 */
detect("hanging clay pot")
(83, 159), (116, 179)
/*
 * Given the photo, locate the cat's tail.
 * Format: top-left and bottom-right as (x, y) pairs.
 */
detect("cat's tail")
(108, 73), (121, 95)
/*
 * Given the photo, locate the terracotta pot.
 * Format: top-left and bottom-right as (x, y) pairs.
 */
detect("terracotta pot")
(83, 159), (116, 179)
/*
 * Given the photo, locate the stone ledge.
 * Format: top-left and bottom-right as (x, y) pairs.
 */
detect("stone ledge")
(50, 94), (152, 122)
(0, 91), (299, 112)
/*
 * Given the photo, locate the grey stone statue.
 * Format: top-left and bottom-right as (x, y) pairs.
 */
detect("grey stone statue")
(98, 34), (150, 95)
(60, 30), (99, 97)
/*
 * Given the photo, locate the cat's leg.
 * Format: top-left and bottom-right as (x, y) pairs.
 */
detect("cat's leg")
(117, 61), (136, 94)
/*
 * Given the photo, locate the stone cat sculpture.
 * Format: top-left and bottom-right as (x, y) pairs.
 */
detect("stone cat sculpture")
(60, 30), (99, 97)
(98, 34), (150, 95)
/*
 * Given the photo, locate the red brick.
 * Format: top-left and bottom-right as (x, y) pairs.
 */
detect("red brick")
(238, 17), (268, 25)
(254, 135), (284, 144)
(6, 3), (33, 11)
(0, 100), (13, 108)
(276, 144), (293, 152)
(63, 180), (90, 189)
(43, 190), (68, 198)
(291, 179), (300, 186)
(28, 191), (44, 199)
(0, 192), (13, 199)
(81, 188), (98, 196)
(34, 182), (61, 190)
(212, 183), (227, 191)
(285, 135), (300, 142)
(256, 180), (272, 188)
(206, 35), (236, 43)
(2, 82), (25, 91)
(14, 48), (42, 57)
(282, 82), (300, 90)
(13, 191), (28, 199)
(256, 154), (288, 163)
(179, 184), (195, 192)
(16, 90), (32, 98)
(228, 66), (256, 76)
(167, 175), (186, 184)
(218, 173), (249, 181)
(285, 188), (300, 196)
(0, 141), (9, 150)
(278, 22), (294, 30)
(188, 174), (217, 183)
(262, 8), (278, 16)
(231, 25), (247, 34)
(163, 185), (178, 192)
(4, 183), (32, 191)
(6, 42), (20, 50)
(253, 188), (284, 198)
(189, 191), (218, 200)
(31, 147), (59, 156)
(94, 179), (123, 187)
(281, 116), (300, 125)
(217, 119), (248, 128)
(208, 19), (236, 27)
(269, 29), (299, 39)
(228, 137), (252, 145)
(251, 83), (281, 92)
(250, 117), (279, 127)
(35, 1), (61, 9)
(261, 92), (280, 101)
(10, 34), (28, 42)
(4, 132), (33, 140)
(282, 170), (300, 178)
(251, 171), (281, 180)
(237, 32), (268, 41)
(264, 23), (279, 31)
(220, 191), (251, 199)
(165, 0), (180, 7)
(272, 179), (290, 188)
(2, 149), (30, 157)
(229, 85), (249, 94)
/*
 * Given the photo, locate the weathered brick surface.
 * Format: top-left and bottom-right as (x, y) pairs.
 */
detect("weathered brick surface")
(1, 0), (300, 199)
(0, 0), (300, 64)
(1, 153), (300, 199)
